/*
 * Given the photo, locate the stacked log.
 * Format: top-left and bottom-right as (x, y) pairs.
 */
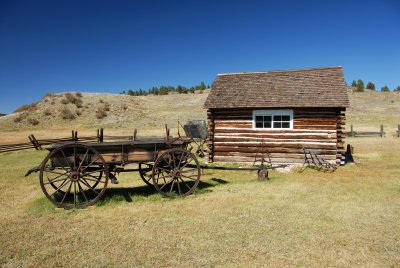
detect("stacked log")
(336, 108), (346, 165)
(206, 110), (215, 163)
(207, 108), (344, 165)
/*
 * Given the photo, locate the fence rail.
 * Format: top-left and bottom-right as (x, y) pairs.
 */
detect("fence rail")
(347, 124), (400, 138)
(0, 128), (139, 153)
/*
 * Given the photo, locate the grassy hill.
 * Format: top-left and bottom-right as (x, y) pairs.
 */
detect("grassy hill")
(0, 89), (399, 139)
(0, 91), (208, 132)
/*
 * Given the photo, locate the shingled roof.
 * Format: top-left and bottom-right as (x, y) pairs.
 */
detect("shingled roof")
(204, 66), (349, 109)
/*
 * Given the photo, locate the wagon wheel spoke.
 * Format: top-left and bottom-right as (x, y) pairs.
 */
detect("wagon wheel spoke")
(80, 178), (100, 195)
(44, 176), (69, 185)
(60, 181), (73, 204)
(81, 176), (106, 184)
(181, 174), (198, 180)
(169, 179), (176, 194)
(176, 178), (182, 195)
(73, 181), (77, 208)
(49, 178), (70, 196)
(61, 149), (72, 169)
(40, 143), (109, 209)
(80, 157), (101, 173)
(78, 149), (89, 170)
(178, 177), (192, 190)
(44, 170), (69, 176)
(77, 181), (89, 203)
(159, 177), (174, 191)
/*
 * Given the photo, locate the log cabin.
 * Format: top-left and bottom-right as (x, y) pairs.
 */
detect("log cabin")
(204, 66), (349, 166)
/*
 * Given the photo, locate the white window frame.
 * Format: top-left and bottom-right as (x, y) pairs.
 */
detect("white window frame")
(252, 109), (294, 130)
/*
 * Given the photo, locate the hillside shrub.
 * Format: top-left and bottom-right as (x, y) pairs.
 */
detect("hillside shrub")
(27, 118), (39, 126)
(43, 110), (52, 116)
(76, 110), (82, 116)
(14, 103), (37, 113)
(96, 108), (107, 119)
(102, 103), (110, 111)
(75, 92), (83, 98)
(60, 107), (76, 120)
(60, 93), (83, 108)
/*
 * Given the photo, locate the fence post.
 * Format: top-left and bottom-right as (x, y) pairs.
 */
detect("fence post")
(398, 124), (400, 138)
(380, 125), (384, 137)
(350, 125), (354, 137)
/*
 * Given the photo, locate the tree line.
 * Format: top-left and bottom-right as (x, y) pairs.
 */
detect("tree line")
(120, 81), (209, 96)
(350, 80), (400, 92)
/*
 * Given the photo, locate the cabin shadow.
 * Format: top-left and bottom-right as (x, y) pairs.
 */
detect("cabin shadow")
(98, 179), (228, 205)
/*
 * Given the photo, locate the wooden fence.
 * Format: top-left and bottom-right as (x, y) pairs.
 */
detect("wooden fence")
(0, 128), (139, 153)
(347, 124), (400, 137)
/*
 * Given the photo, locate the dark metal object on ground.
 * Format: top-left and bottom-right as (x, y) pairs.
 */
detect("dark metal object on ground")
(300, 148), (337, 172)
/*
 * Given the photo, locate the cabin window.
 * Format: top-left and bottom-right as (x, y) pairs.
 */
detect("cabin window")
(252, 110), (293, 130)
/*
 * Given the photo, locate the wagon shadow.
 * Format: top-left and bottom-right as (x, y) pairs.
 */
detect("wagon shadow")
(98, 179), (228, 205)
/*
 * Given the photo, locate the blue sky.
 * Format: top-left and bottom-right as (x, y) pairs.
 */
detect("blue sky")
(0, 0), (399, 114)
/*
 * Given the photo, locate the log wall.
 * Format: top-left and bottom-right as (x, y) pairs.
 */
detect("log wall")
(207, 107), (346, 165)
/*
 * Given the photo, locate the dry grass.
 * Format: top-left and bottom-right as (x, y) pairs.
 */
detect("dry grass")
(0, 137), (399, 267)
(0, 90), (400, 266)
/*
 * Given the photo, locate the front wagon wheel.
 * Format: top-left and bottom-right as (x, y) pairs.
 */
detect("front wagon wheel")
(152, 148), (201, 198)
(39, 143), (109, 209)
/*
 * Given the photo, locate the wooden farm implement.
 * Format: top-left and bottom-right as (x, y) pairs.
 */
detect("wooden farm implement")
(1, 126), (285, 209)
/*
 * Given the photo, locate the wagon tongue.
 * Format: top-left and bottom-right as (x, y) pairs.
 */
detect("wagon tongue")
(25, 166), (40, 177)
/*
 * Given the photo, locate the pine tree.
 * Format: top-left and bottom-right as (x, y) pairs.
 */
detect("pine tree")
(381, 86), (390, 92)
(394, 86), (400, 92)
(366, 82), (375, 90)
(356, 79), (365, 92)
(351, 80), (357, 87)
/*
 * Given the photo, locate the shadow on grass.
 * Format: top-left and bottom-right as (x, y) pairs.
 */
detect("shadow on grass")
(28, 178), (230, 214)
(98, 179), (224, 206)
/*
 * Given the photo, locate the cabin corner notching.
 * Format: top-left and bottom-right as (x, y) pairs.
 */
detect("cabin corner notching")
(204, 66), (349, 166)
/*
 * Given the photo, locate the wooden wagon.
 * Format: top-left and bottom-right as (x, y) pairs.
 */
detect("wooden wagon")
(36, 136), (202, 209)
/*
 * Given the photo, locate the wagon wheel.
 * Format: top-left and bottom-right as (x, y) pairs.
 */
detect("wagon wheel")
(152, 147), (201, 198)
(139, 162), (154, 187)
(39, 143), (109, 209)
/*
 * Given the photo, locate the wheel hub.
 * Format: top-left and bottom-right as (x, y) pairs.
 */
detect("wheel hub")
(171, 169), (181, 178)
(70, 171), (80, 182)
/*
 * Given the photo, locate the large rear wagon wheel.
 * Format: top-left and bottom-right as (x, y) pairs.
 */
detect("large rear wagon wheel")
(39, 143), (109, 209)
(152, 148), (201, 198)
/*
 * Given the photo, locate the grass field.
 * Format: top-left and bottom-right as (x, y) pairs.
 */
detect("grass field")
(0, 136), (399, 267)
(1, 90), (400, 267)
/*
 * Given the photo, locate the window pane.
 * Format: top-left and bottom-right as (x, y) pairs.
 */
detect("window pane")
(273, 122), (282, 128)
(274, 115), (282, 121)
(255, 122), (263, 128)
(264, 116), (272, 122)
(264, 122), (271, 128)
(282, 115), (290, 121)
(255, 116), (263, 122)
(282, 122), (290, 128)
